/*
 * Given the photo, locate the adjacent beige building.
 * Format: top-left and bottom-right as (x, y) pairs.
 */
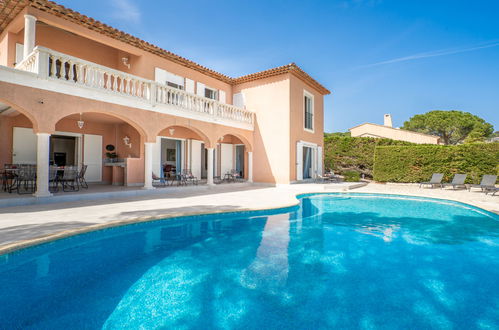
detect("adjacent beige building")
(349, 114), (441, 144)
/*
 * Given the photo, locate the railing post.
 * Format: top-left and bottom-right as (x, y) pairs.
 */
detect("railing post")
(149, 82), (157, 105)
(36, 49), (49, 79)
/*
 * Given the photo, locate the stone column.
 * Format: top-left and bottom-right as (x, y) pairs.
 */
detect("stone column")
(23, 14), (37, 59)
(247, 151), (253, 183)
(143, 142), (154, 189)
(207, 147), (215, 186)
(34, 132), (51, 197)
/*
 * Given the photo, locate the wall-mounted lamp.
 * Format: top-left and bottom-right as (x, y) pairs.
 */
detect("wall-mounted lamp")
(123, 136), (132, 148)
(77, 113), (84, 129)
(122, 57), (131, 69)
(169, 128), (175, 136)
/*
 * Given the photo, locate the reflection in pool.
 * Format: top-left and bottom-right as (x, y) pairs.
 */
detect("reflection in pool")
(0, 193), (498, 329)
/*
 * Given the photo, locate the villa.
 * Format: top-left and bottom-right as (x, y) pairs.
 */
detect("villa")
(0, 0), (330, 198)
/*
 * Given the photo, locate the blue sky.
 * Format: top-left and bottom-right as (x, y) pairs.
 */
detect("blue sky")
(57, 0), (499, 132)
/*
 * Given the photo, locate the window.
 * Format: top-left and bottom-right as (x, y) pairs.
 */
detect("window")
(167, 81), (183, 90)
(205, 87), (218, 100)
(304, 92), (314, 131)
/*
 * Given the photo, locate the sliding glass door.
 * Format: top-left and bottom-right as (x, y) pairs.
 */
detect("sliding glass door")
(303, 146), (313, 179)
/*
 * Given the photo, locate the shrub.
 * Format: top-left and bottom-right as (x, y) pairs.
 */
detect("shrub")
(343, 170), (361, 182)
(373, 143), (499, 184)
(324, 134), (413, 178)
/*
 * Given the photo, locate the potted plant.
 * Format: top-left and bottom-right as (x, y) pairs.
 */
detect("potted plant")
(105, 145), (118, 162)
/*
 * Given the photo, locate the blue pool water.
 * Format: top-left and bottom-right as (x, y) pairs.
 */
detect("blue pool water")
(0, 193), (498, 329)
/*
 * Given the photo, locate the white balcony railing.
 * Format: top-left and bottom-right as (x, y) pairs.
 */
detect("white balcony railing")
(15, 46), (254, 125)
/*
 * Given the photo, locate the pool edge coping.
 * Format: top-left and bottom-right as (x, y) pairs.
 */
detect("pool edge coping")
(1, 190), (497, 256)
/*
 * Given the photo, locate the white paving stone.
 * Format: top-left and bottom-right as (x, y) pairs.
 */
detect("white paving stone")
(0, 182), (497, 251)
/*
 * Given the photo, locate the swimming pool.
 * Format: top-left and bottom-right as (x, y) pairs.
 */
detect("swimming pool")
(0, 193), (498, 329)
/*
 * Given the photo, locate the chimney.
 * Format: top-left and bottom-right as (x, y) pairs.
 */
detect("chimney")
(384, 114), (393, 127)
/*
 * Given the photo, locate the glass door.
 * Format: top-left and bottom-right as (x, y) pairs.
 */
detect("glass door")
(303, 146), (313, 179)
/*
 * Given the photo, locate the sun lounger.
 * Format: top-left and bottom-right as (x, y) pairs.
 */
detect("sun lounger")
(442, 174), (467, 189)
(486, 187), (498, 196)
(419, 173), (444, 188)
(467, 175), (497, 193)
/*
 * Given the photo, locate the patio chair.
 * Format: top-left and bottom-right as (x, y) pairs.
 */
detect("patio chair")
(2, 164), (17, 192)
(419, 173), (444, 189)
(60, 165), (79, 192)
(223, 171), (235, 183)
(230, 169), (244, 182)
(152, 172), (167, 186)
(16, 164), (36, 194)
(49, 165), (59, 193)
(182, 169), (198, 185)
(77, 164), (88, 189)
(467, 175), (497, 193)
(442, 174), (467, 190)
(314, 171), (328, 183)
(324, 170), (343, 183)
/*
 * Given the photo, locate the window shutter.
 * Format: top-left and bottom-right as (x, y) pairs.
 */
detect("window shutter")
(219, 90), (226, 104)
(296, 142), (303, 181)
(154, 67), (167, 83)
(233, 93), (245, 108)
(15, 43), (24, 64)
(196, 82), (205, 97)
(185, 79), (195, 93)
(317, 146), (323, 175)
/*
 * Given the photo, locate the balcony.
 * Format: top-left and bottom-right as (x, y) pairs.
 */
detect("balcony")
(11, 46), (254, 128)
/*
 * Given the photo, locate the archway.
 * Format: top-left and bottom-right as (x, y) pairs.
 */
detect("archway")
(216, 134), (252, 180)
(154, 125), (212, 181)
(53, 112), (146, 186)
(0, 100), (39, 168)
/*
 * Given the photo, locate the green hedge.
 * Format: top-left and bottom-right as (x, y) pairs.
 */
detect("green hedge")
(324, 134), (413, 178)
(343, 170), (361, 182)
(373, 143), (499, 183)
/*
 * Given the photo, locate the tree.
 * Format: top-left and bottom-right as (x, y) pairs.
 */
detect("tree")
(402, 110), (494, 145)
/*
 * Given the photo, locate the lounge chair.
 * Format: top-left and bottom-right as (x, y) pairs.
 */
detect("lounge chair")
(467, 175), (497, 193)
(442, 174), (467, 190)
(419, 173), (444, 188)
(486, 187), (498, 196)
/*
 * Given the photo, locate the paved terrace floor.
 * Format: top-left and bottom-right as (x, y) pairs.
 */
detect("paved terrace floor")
(0, 182), (497, 253)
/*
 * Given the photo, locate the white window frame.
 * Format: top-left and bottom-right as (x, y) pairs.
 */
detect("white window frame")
(303, 90), (314, 133)
(296, 140), (319, 181)
(166, 81), (184, 90)
(204, 86), (218, 101)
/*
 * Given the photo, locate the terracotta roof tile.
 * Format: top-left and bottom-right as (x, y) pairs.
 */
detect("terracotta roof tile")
(0, 0), (330, 94)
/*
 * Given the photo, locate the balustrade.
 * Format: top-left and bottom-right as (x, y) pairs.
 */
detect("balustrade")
(15, 46), (254, 125)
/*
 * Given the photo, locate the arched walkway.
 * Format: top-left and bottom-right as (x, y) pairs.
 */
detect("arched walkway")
(215, 133), (253, 182)
(52, 112), (146, 187)
(153, 125), (212, 184)
(0, 100), (40, 168)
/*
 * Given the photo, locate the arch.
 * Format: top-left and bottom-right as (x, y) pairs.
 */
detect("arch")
(156, 124), (212, 147)
(216, 132), (253, 152)
(53, 110), (148, 140)
(0, 97), (40, 132)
